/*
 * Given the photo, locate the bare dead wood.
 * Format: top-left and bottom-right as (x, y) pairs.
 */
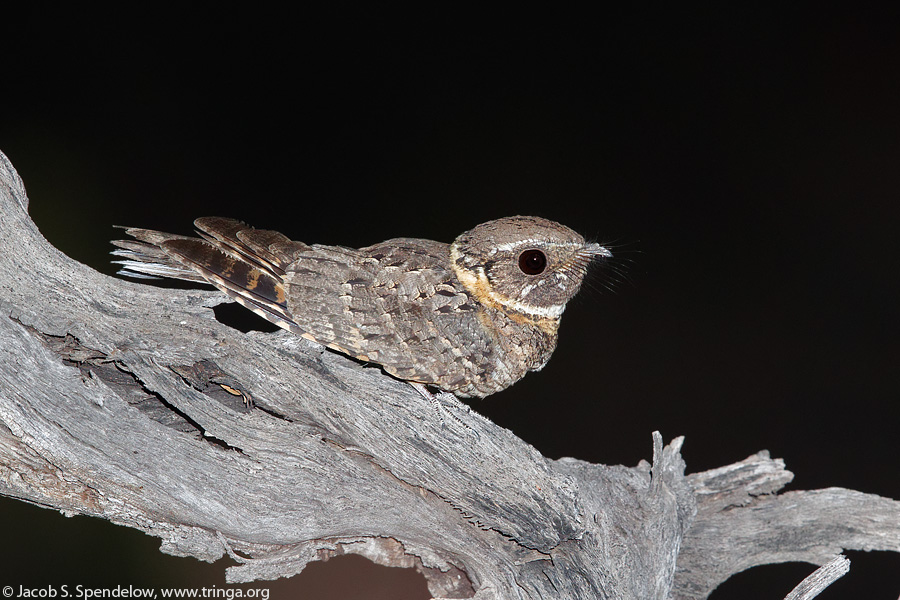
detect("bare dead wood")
(0, 150), (897, 599)
(783, 555), (850, 600)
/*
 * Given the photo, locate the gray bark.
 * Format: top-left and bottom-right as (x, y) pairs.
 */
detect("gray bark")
(0, 149), (897, 599)
(783, 556), (850, 600)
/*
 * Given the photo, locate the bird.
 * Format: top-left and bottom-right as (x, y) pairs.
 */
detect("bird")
(112, 216), (610, 398)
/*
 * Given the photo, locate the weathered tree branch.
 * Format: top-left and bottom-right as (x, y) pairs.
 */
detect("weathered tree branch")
(0, 150), (897, 599)
(784, 555), (850, 600)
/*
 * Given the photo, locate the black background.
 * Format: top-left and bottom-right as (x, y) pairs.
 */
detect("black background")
(2, 7), (899, 599)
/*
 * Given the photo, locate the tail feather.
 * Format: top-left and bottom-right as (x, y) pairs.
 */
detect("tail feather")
(111, 231), (208, 282)
(112, 220), (298, 335)
(194, 217), (301, 277)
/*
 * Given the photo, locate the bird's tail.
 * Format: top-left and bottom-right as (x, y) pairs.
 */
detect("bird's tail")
(112, 227), (209, 282)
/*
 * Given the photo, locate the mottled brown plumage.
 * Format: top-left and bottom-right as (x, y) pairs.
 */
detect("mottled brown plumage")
(113, 216), (610, 397)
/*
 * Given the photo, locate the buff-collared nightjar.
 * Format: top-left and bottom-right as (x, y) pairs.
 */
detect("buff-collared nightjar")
(113, 216), (611, 398)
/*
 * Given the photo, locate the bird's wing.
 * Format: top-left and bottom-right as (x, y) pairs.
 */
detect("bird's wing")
(282, 239), (490, 388)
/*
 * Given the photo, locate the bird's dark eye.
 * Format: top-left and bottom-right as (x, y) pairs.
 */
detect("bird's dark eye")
(518, 249), (547, 275)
